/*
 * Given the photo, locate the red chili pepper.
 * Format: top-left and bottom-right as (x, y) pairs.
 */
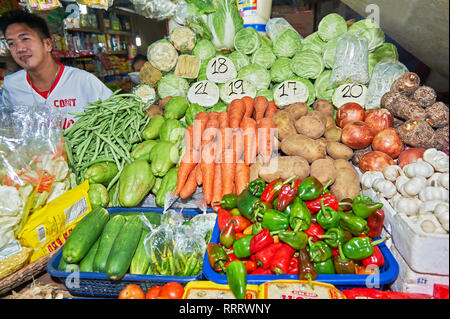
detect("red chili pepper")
(260, 176), (296, 204)
(249, 228), (274, 254)
(230, 215), (252, 233)
(250, 267), (273, 275)
(243, 260), (257, 273)
(287, 256), (298, 275)
(362, 245), (385, 267)
(304, 222), (325, 242)
(224, 252), (239, 268)
(367, 209), (385, 238)
(276, 178), (302, 211)
(331, 246), (339, 256)
(235, 232), (247, 240)
(305, 193), (339, 213)
(252, 242), (284, 269)
(218, 208), (232, 232)
(270, 243), (296, 275)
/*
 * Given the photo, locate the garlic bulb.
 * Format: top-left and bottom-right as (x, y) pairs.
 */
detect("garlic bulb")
(401, 176), (427, 197)
(423, 148), (449, 173)
(418, 186), (449, 202)
(403, 159), (435, 179)
(372, 178), (397, 199)
(410, 213), (447, 234)
(434, 202), (449, 232)
(392, 197), (422, 216)
(439, 173), (449, 190)
(360, 171), (384, 189)
(419, 200), (446, 214)
(382, 165), (402, 182)
(395, 175), (410, 193)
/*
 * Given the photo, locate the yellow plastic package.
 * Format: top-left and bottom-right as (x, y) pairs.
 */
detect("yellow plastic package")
(17, 181), (91, 263)
(182, 281), (259, 299)
(258, 280), (346, 299)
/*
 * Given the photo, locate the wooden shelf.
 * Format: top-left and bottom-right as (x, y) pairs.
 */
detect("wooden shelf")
(104, 29), (132, 36)
(66, 27), (101, 33)
(104, 50), (128, 55)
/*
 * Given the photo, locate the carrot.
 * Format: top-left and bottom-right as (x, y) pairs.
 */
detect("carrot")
(264, 101), (277, 118)
(211, 162), (223, 211)
(253, 96), (269, 121)
(228, 99), (246, 129)
(235, 162), (250, 195)
(202, 111), (220, 148)
(232, 128), (244, 163)
(256, 117), (276, 164)
(180, 165), (199, 199)
(201, 141), (216, 205)
(241, 96), (254, 118)
(193, 112), (209, 151)
(240, 117), (257, 166)
(196, 162), (203, 186)
(221, 148), (236, 196)
(173, 126), (198, 196)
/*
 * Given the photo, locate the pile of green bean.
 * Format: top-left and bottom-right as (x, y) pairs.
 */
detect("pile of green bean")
(63, 90), (151, 190)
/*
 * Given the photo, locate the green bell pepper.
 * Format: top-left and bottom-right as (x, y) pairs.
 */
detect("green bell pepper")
(220, 193), (238, 210)
(342, 236), (387, 260)
(298, 176), (332, 201)
(288, 197), (312, 234)
(226, 261), (247, 299)
(207, 243), (229, 272)
(313, 258), (336, 275)
(155, 167), (178, 207)
(277, 230), (308, 250)
(318, 227), (345, 248)
(316, 198), (340, 230)
(308, 237), (333, 263)
(236, 189), (260, 222)
(231, 235), (254, 259)
(338, 211), (368, 236)
(247, 178), (266, 197)
(261, 209), (289, 232)
(352, 200), (384, 219)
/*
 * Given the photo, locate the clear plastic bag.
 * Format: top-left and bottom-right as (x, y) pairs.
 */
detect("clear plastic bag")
(266, 17), (300, 41)
(173, 232), (206, 276)
(130, 0), (177, 20)
(144, 225), (176, 275)
(365, 59), (409, 109)
(331, 33), (370, 86)
(160, 209), (185, 227)
(189, 213), (216, 240)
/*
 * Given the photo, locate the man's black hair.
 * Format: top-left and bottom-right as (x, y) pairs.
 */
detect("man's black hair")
(132, 54), (147, 68)
(0, 9), (51, 40)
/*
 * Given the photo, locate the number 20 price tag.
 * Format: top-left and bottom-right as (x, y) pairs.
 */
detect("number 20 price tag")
(332, 83), (368, 108)
(187, 80), (220, 107)
(206, 56), (237, 84)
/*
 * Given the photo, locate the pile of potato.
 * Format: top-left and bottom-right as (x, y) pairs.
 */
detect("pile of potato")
(250, 99), (361, 201)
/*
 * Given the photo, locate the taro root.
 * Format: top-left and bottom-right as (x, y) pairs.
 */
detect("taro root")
(381, 92), (426, 121)
(413, 86), (437, 108)
(393, 117), (405, 128)
(390, 72), (420, 96)
(395, 119), (435, 149)
(351, 145), (373, 166)
(425, 102), (449, 128)
(432, 125), (449, 151)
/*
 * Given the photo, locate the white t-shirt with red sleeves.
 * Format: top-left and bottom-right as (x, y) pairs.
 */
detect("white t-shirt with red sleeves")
(1, 64), (113, 129)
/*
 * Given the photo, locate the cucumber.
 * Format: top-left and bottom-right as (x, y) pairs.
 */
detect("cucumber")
(58, 255), (79, 272)
(129, 227), (150, 275)
(114, 212), (161, 227)
(62, 207), (110, 263)
(93, 214), (126, 273)
(79, 238), (101, 272)
(105, 216), (143, 280)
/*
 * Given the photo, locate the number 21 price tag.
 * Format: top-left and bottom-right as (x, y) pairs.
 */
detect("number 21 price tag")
(332, 83), (368, 108)
(187, 80), (220, 107)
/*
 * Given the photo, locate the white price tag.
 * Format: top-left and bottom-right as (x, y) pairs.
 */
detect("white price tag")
(206, 56), (237, 84)
(332, 83), (368, 108)
(220, 78), (257, 104)
(273, 80), (309, 107)
(187, 80), (220, 107)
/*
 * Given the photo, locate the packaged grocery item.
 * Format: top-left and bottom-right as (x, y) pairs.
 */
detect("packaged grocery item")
(258, 280), (346, 299)
(182, 281), (259, 299)
(0, 245), (33, 280)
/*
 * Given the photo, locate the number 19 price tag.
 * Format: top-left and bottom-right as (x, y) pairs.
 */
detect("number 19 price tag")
(206, 56), (237, 84)
(220, 78), (257, 104)
(187, 80), (220, 107)
(273, 80), (309, 107)
(332, 83), (368, 108)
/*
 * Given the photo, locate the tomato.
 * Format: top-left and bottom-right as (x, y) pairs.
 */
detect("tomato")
(145, 286), (161, 299)
(159, 282), (185, 299)
(118, 284), (145, 299)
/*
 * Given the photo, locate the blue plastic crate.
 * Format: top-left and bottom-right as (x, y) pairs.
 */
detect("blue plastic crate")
(203, 218), (399, 290)
(47, 207), (215, 298)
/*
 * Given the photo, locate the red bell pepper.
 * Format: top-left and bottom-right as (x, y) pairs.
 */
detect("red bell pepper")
(276, 178), (302, 211)
(305, 193), (339, 213)
(367, 209), (385, 238)
(288, 256), (298, 275)
(304, 222), (325, 242)
(249, 228), (274, 254)
(243, 260), (257, 273)
(230, 215), (252, 233)
(250, 267), (273, 275)
(269, 243), (296, 275)
(361, 245), (385, 267)
(252, 242), (283, 269)
(260, 176), (296, 204)
(224, 252), (239, 268)
(235, 232), (247, 240)
(218, 208), (232, 232)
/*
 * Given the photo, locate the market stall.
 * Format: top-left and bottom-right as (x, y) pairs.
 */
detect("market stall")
(0, 0), (448, 300)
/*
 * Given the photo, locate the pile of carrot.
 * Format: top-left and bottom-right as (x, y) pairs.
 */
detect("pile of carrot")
(173, 96), (277, 211)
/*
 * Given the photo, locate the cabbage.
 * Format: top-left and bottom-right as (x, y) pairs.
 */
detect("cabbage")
(290, 50), (324, 79)
(290, 76), (315, 106)
(266, 17), (297, 41)
(270, 57), (294, 83)
(314, 70), (337, 102)
(322, 37), (338, 69)
(349, 19), (384, 52)
(192, 38), (217, 60)
(185, 103), (207, 126)
(273, 28), (302, 58)
(208, 100), (228, 112)
(256, 89), (274, 102)
(318, 13), (348, 42)
(237, 64), (271, 90)
(147, 39), (178, 72)
(234, 26), (261, 55)
(374, 42), (399, 61)
(170, 26), (196, 52)
(301, 32), (326, 54)
(197, 58), (211, 81)
(228, 50), (249, 71)
(259, 34), (273, 49)
(157, 73), (190, 98)
(252, 47), (276, 69)
(368, 53), (378, 77)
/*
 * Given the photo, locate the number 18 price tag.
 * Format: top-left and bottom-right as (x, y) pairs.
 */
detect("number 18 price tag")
(206, 56), (237, 84)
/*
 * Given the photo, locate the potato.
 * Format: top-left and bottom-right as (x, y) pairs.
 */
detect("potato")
(273, 110), (297, 140)
(326, 142), (354, 160)
(259, 156), (310, 183)
(325, 116), (336, 129)
(306, 110), (327, 126)
(310, 158), (336, 186)
(324, 126), (342, 142)
(294, 115), (326, 139)
(250, 158), (263, 181)
(313, 99), (335, 117)
(330, 159), (361, 201)
(146, 104), (164, 118)
(285, 102), (308, 120)
(281, 134), (327, 163)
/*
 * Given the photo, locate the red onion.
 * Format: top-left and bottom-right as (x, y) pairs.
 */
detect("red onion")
(372, 128), (403, 159)
(360, 151), (395, 172)
(364, 108), (394, 135)
(336, 103), (366, 128)
(341, 121), (374, 149)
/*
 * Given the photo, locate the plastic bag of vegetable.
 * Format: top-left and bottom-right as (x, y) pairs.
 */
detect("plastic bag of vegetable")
(348, 19), (385, 52)
(266, 17), (298, 41)
(173, 231), (206, 276)
(144, 225), (176, 275)
(130, 0), (177, 20)
(132, 83), (157, 107)
(147, 39), (179, 72)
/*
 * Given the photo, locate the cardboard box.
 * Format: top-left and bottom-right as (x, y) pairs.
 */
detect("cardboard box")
(271, 6), (314, 38)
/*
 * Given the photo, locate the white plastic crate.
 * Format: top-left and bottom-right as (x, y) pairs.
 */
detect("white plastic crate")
(390, 244), (449, 296)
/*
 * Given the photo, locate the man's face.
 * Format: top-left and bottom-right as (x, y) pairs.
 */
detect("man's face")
(5, 23), (52, 71)
(133, 59), (146, 72)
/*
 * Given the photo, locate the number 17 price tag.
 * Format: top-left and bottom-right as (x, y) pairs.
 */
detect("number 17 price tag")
(273, 80), (309, 107)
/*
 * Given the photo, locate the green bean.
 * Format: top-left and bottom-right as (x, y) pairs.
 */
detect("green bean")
(76, 134), (94, 165)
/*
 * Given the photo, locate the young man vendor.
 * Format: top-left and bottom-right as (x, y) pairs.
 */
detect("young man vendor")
(0, 10), (112, 129)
